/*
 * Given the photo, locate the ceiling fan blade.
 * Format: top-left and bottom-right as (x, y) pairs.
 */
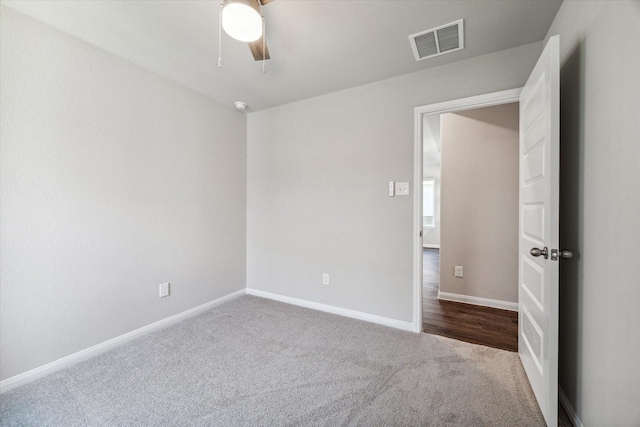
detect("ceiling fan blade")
(259, 0), (274, 5)
(249, 36), (270, 61)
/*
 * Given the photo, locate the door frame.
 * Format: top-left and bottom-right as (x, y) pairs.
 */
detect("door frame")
(412, 88), (523, 333)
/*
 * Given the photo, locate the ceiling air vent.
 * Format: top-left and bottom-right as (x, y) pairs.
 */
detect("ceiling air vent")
(409, 19), (464, 61)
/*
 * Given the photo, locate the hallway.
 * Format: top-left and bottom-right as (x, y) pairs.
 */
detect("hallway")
(422, 249), (518, 352)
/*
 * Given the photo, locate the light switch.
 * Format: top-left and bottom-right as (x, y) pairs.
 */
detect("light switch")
(389, 181), (395, 197)
(395, 182), (410, 196)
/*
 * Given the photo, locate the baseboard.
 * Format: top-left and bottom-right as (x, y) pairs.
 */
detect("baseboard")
(437, 291), (518, 312)
(559, 387), (584, 427)
(246, 289), (415, 332)
(422, 244), (440, 249)
(0, 289), (246, 394)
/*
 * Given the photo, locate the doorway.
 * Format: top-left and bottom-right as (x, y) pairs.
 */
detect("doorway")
(422, 246), (519, 351)
(414, 89), (521, 336)
(419, 103), (520, 352)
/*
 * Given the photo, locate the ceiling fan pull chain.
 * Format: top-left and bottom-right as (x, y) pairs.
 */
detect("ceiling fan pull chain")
(218, 2), (223, 69)
(262, 16), (266, 73)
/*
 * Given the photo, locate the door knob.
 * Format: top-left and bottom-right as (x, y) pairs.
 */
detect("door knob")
(530, 247), (548, 259)
(550, 249), (573, 260)
(531, 247), (573, 261)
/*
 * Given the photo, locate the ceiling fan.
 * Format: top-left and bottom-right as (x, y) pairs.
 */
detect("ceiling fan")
(220, 0), (273, 65)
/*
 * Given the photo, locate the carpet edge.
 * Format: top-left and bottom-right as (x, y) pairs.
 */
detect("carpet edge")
(0, 288), (247, 394)
(246, 288), (415, 332)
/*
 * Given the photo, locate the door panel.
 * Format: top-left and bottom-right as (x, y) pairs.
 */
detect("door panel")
(523, 205), (545, 244)
(522, 257), (544, 306)
(518, 35), (560, 427)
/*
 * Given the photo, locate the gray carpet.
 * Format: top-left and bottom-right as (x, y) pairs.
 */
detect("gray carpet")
(1, 295), (546, 426)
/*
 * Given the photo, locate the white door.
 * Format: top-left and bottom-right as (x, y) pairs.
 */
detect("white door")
(518, 35), (562, 427)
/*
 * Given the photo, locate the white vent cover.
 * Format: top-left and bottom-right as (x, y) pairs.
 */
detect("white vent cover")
(409, 19), (464, 61)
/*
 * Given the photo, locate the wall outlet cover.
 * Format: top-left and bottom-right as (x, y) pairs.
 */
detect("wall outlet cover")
(454, 266), (463, 278)
(322, 273), (330, 286)
(159, 282), (170, 298)
(395, 182), (410, 196)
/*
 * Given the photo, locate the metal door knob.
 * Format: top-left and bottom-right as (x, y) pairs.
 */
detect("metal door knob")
(551, 248), (574, 261)
(530, 247), (548, 259)
(559, 250), (573, 259)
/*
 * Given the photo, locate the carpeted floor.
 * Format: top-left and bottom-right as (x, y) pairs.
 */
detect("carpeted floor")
(1, 295), (546, 426)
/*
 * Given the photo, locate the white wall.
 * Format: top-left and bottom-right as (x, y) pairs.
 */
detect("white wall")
(0, 7), (247, 380)
(544, 2), (640, 425)
(422, 165), (441, 248)
(422, 114), (441, 248)
(439, 104), (519, 303)
(247, 42), (542, 323)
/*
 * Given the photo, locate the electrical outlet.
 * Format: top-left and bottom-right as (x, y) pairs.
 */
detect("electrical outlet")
(454, 266), (463, 278)
(159, 282), (170, 298)
(323, 273), (330, 286)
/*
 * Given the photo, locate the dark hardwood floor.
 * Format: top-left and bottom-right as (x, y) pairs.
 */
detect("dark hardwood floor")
(422, 248), (519, 352)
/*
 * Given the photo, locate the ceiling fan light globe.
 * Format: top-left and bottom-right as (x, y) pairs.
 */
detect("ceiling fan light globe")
(222, 2), (262, 42)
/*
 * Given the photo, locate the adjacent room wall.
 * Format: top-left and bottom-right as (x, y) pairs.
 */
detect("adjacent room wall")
(544, 1), (640, 425)
(0, 7), (247, 380)
(422, 166), (441, 248)
(422, 114), (441, 248)
(439, 103), (519, 304)
(247, 43), (542, 322)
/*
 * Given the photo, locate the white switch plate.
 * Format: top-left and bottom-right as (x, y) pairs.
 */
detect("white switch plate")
(454, 266), (463, 278)
(395, 182), (410, 196)
(323, 273), (330, 286)
(388, 181), (395, 197)
(159, 282), (170, 298)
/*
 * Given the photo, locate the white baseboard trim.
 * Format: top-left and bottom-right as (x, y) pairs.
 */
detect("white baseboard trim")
(422, 244), (440, 249)
(437, 291), (518, 312)
(246, 288), (415, 332)
(0, 289), (246, 394)
(559, 386), (583, 427)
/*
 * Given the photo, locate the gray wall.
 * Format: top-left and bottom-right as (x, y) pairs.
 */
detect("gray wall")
(0, 7), (247, 380)
(247, 43), (542, 322)
(439, 104), (519, 303)
(545, 1), (640, 425)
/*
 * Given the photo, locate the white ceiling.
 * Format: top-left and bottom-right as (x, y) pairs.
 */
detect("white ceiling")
(1, 0), (562, 112)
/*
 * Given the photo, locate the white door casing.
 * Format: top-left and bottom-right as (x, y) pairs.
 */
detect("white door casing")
(518, 35), (560, 427)
(413, 89), (522, 333)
